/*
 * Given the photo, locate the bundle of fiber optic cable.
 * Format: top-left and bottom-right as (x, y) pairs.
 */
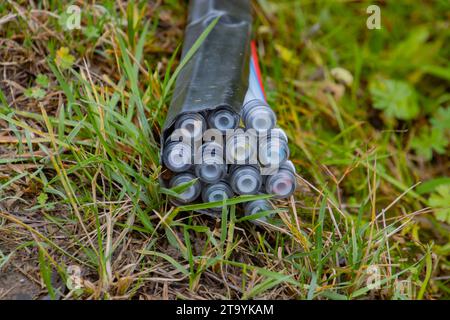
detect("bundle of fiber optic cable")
(161, 0), (296, 221)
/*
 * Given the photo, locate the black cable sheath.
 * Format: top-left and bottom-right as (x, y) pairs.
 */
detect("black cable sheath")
(162, 0), (252, 141)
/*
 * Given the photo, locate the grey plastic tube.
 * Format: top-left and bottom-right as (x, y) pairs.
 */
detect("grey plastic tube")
(244, 198), (273, 223)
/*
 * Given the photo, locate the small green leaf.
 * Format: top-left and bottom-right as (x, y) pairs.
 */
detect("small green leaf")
(24, 87), (46, 99)
(23, 88), (33, 98)
(430, 107), (450, 132)
(369, 79), (419, 120)
(36, 74), (50, 88)
(84, 25), (100, 39)
(58, 12), (69, 30)
(55, 47), (75, 70)
(37, 192), (48, 206)
(411, 127), (448, 160)
(429, 185), (450, 224)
